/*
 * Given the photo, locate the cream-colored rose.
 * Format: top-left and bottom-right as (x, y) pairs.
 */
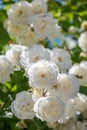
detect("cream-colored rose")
(7, 1), (32, 24)
(78, 31), (87, 52)
(31, 0), (48, 15)
(51, 47), (72, 73)
(6, 44), (27, 67)
(0, 56), (13, 83)
(33, 15), (62, 41)
(20, 44), (51, 68)
(28, 60), (59, 89)
(11, 91), (35, 119)
(7, 22), (29, 38)
(69, 61), (87, 86)
(47, 74), (80, 102)
(33, 96), (65, 122)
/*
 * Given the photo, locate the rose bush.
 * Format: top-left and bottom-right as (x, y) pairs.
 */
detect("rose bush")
(0, 0), (87, 130)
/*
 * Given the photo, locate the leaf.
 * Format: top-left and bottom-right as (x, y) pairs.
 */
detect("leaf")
(0, 22), (10, 53)
(10, 69), (29, 92)
(79, 86), (87, 96)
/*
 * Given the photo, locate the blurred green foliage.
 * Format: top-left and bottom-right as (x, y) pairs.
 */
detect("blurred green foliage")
(0, 0), (87, 130)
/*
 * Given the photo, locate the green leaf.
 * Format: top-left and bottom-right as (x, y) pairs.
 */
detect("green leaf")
(79, 86), (87, 96)
(10, 69), (29, 92)
(0, 22), (10, 53)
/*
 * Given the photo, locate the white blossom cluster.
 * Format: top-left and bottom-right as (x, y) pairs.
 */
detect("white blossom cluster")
(5, 0), (63, 47)
(0, 0), (86, 129)
(20, 44), (72, 73)
(63, 93), (87, 119)
(9, 43), (82, 125)
(47, 93), (87, 129)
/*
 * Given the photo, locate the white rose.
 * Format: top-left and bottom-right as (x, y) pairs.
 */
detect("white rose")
(62, 93), (87, 122)
(11, 91), (35, 119)
(33, 96), (65, 122)
(31, 0), (48, 15)
(0, 56), (13, 83)
(28, 60), (59, 89)
(72, 93), (87, 112)
(47, 74), (80, 102)
(6, 44), (27, 67)
(69, 61), (87, 86)
(7, 22), (29, 38)
(57, 74), (80, 102)
(51, 47), (72, 73)
(20, 44), (51, 68)
(33, 15), (62, 40)
(78, 31), (87, 52)
(7, 1), (32, 24)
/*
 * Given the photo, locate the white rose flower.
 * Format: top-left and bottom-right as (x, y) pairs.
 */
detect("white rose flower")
(7, 22), (29, 38)
(69, 61), (87, 86)
(7, 1), (32, 24)
(57, 74), (80, 102)
(6, 44), (27, 67)
(51, 47), (72, 73)
(78, 31), (87, 52)
(72, 93), (87, 112)
(28, 60), (59, 89)
(33, 96), (65, 122)
(31, 0), (48, 15)
(11, 91), (35, 119)
(61, 93), (87, 122)
(48, 74), (80, 102)
(33, 15), (62, 40)
(0, 56), (13, 83)
(21, 44), (51, 68)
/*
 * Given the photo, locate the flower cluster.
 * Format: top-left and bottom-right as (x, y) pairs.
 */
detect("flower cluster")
(0, 40), (81, 125)
(5, 0), (62, 47)
(0, 0), (87, 129)
(5, 43), (80, 125)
